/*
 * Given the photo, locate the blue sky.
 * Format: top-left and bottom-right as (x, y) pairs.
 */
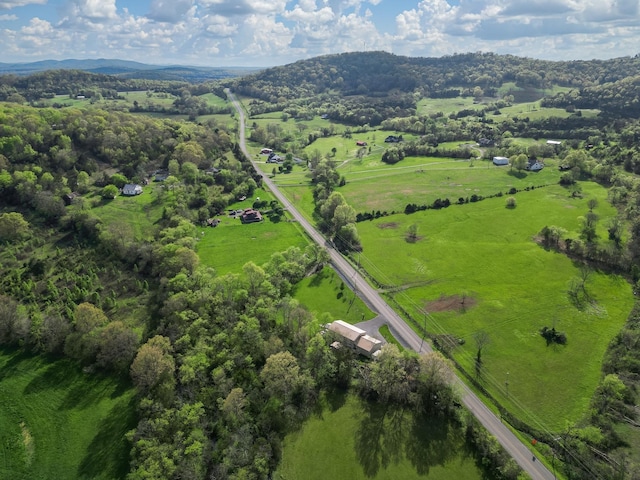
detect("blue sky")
(0, 0), (639, 66)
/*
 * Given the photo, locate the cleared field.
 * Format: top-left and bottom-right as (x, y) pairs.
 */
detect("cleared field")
(355, 182), (633, 430)
(275, 392), (483, 480)
(292, 266), (376, 324)
(417, 97), (483, 116)
(0, 348), (136, 480)
(196, 189), (310, 274)
(271, 150), (565, 216)
(86, 185), (164, 240)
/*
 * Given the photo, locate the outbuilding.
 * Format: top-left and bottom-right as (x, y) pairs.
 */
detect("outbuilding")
(492, 156), (509, 166)
(122, 184), (143, 196)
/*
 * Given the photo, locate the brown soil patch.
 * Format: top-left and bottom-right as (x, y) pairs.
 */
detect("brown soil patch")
(425, 294), (477, 313)
(377, 222), (399, 229)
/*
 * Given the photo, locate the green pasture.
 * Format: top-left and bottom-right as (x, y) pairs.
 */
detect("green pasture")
(199, 92), (228, 108)
(196, 190), (310, 274)
(196, 113), (236, 129)
(417, 97), (483, 116)
(491, 104), (600, 121)
(293, 267), (376, 324)
(275, 392), (483, 480)
(0, 348), (136, 480)
(85, 185), (164, 240)
(354, 181), (634, 430)
(272, 152), (562, 216)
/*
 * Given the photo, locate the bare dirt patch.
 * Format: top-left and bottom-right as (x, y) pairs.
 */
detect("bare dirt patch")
(425, 294), (477, 313)
(377, 222), (399, 229)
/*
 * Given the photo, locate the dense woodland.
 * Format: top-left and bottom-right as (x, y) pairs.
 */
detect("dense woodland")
(2, 51), (640, 479)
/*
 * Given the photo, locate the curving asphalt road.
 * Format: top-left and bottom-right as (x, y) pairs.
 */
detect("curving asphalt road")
(226, 89), (555, 480)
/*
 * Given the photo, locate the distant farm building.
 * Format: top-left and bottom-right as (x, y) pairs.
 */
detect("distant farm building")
(327, 320), (383, 358)
(122, 184), (143, 196)
(492, 156), (509, 166)
(384, 135), (402, 143)
(63, 192), (80, 206)
(356, 141), (367, 147)
(261, 148), (273, 155)
(546, 140), (562, 146)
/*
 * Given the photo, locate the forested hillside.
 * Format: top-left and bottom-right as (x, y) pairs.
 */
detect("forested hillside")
(226, 51), (640, 124)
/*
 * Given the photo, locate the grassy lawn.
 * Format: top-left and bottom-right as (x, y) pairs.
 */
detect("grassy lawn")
(417, 97), (483, 116)
(85, 185), (164, 240)
(275, 392), (483, 480)
(196, 189), (310, 275)
(355, 182), (634, 430)
(292, 267), (376, 324)
(0, 348), (136, 480)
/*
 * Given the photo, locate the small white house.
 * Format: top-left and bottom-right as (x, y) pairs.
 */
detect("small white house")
(526, 160), (544, 171)
(122, 184), (143, 196)
(493, 156), (509, 166)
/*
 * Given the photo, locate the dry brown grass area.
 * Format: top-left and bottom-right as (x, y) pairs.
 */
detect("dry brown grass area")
(377, 222), (399, 229)
(425, 294), (477, 313)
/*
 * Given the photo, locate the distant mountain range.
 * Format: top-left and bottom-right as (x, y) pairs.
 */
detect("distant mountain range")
(0, 58), (260, 82)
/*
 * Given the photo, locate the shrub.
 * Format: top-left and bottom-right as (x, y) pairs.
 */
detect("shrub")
(505, 197), (517, 208)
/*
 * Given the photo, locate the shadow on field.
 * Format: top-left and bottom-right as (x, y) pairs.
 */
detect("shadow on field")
(354, 401), (470, 478)
(22, 359), (130, 411)
(23, 359), (77, 394)
(307, 267), (328, 287)
(0, 346), (34, 381)
(507, 170), (527, 179)
(77, 395), (137, 480)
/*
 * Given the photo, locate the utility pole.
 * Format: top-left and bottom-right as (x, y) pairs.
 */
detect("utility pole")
(505, 371), (509, 398)
(419, 309), (427, 353)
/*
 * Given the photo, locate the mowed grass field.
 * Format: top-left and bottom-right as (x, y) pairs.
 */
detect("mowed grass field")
(85, 185), (165, 240)
(292, 267), (376, 324)
(355, 181), (634, 430)
(275, 392), (483, 480)
(0, 348), (136, 480)
(272, 142), (565, 217)
(196, 189), (310, 275)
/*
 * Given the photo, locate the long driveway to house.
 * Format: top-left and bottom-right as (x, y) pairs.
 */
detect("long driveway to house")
(226, 89), (555, 480)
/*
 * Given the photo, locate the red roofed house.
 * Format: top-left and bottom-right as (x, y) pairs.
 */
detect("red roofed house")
(240, 208), (263, 224)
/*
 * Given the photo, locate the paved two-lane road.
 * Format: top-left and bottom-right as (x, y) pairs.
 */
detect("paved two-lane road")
(226, 89), (555, 480)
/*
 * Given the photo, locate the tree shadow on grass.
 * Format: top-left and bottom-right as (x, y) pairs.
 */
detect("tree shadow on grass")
(507, 170), (527, 179)
(23, 359), (78, 394)
(77, 394), (137, 480)
(353, 401), (409, 478)
(0, 346), (36, 381)
(405, 412), (471, 477)
(307, 267), (328, 287)
(59, 374), (123, 411)
(355, 400), (471, 478)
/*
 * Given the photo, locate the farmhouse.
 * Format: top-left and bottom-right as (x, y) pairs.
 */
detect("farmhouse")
(526, 159), (544, 171)
(261, 148), (273, 155)
(327, 320), (383, 358)
(122, 184), (143, 196)
(492, 156), (509, 166)
(240, 208), (263, 224)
